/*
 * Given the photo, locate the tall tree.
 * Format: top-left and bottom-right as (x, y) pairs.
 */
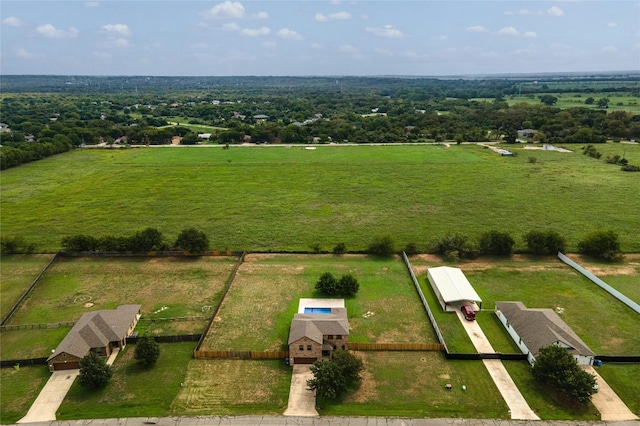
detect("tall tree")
(78, 352), (112, 389)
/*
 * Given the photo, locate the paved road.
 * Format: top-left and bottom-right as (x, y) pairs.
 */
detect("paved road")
(583, 366), (638, 421)
(456, 309), (539, 421)
(17, 370), (79, 424)
(12, 416), (640, 426)
(283, 365), (318, 416)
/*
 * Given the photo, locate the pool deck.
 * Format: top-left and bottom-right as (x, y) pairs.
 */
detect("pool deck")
(297, 298), (345, 313)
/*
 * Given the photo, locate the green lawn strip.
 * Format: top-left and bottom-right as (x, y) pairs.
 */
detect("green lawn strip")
(0, 365), (50, 424)
(600, 274), (640, 304)
(595, 363), (640, 415)
(466, 263), (640, 355)
(0, 327), (71, 360)
(203, 254), (435, 351)
(474, 311), (520, 353)
(57, 342), (194, 420)
(319, 351), (509, 418)
(502, 361), (600, 420)
(0, 254), (54, 319)
(171, 359), (291, 415)
(6, 256), (235, 325)
(2, 144), (639, 253)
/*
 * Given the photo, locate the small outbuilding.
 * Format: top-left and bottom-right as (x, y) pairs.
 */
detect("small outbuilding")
(427, 266), (482, 312)
(495, 301), (595, 366)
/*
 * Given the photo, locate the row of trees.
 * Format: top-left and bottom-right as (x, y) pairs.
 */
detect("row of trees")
(315, 272), (360, 297)
(61, 227), (209, 254)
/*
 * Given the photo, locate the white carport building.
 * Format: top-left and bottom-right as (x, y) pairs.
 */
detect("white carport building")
(427, 266), (482, 312)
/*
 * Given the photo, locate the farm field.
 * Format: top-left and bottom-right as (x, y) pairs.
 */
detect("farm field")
(0, 327), (70, 360)
(410, 255), (640, 355)
(0, 254), (54, 320)
(474, 93), (640, 114)
(1, 144), (639, 253)
(0, 365), (50, 424)
(171, 359), (291, 415)
(57, 342), (194, 420)
(202, 254), (435, 351)
(4, 256), (236, 335)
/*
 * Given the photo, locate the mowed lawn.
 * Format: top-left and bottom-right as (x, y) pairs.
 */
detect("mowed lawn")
(171, 359), (291, 415)
(202, 254), (436, 351)
(0, 365), (50, 424)
(321, 351), (509, 418)
(1, 144), (639, 253)
(0, 254), (54, 320)
(0, 327), (71, 360)
(576, 254), (640, 304)
(57, 342), (194, 420)
(5, 256), (236, 331)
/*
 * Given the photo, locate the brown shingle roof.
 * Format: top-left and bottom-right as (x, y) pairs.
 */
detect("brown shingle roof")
(47, 305), (141, 361)
(496, 301), (594, 358)
(288, 307), (349, 344)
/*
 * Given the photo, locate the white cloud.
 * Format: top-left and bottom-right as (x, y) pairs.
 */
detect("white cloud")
(339, 44), (358, 54)
(15, 48), (44, 59)
(365, 24), (404, 38)
(330, 0), (342, 4)
(2, 16), (26, 27)
(505, 9), (543, 16)
(608, 22), (617, 28)
(547, 6), (565, 17)
(375, 48), (395, 57)
(601, 46), (619, 53)
(310, 43), (322, 49)
(241, 26), (270, 36)
(431, 35), (447, 41)
(93, 51), (112, 60)
(222, 22), (240, 31)
(100, 37), (131, 48)
(101, 24), (131, 37)
(523, 31), (538, 38)
(466, 25), (488, 33)
(498, 26), (519, 36)
(36, 24), (79, 39)
(200, 1), (245, 19)
(253, 11), (269, 20)
(84, 1), (100, 7)
(277, 28), (303, 40)
(190, 42), (208, 49)
(314, 12), (351, 22)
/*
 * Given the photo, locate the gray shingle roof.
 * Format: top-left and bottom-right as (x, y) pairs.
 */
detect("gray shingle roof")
(288, 307), (349, 344)
(496, 301), (594, 358)
(47, 305), (141, 361)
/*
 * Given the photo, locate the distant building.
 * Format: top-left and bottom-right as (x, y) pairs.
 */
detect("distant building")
(427, 266), (482, 312)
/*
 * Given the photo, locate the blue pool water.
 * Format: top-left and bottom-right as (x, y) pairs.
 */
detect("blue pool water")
(304, 307), (331, 314)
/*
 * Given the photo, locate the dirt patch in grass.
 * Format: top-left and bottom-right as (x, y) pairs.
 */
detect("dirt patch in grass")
(348, 351), (378, 403)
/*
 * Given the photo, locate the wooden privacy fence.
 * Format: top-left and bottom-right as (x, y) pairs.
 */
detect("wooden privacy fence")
(194, 350), (288, 360)
(349, 342), (444, 351)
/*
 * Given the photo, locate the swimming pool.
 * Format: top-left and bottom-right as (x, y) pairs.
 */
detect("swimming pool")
(304, 307), (332, 314)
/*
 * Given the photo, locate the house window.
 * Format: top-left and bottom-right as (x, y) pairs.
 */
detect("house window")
(299, 345), (304, 351)
(306, 345), (312, 351)
(342, 345), (345, 350)
(336, 335), (342, 340)
(328, 335), (334, 340)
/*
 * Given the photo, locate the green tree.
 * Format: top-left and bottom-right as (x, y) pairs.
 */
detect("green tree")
(332, 242), (347, 255)
(316, 272), (339, 295)
(61, 234), (98, 252)
(134, 336), (160, 367)
(338, 274), (360, 297)
(307, 350), (363, 400)
(584, 97), (595, 105)
(539, 95), (558, 106)
(532, 345), (596, 405)
(523, 230), (566, 255)
(597, 98), (610, 109)
(130, 228), (165, 252)
(435, 232), (478, 261)
(578, 230), (623, 261)
(368, 235), (395, 257)
(478, 230), (515, 256)
(78, 352), (112, 389)
(174, 227), (209, 253)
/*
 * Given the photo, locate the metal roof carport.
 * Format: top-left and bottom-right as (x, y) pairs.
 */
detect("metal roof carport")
(427, 266), (482, 312)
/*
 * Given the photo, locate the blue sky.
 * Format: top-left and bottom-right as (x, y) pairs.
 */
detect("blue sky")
(1, 1), (639, 76)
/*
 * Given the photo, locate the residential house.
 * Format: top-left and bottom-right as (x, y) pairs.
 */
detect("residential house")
(47, 305), (141, 371)
(288, 306), (349, 365)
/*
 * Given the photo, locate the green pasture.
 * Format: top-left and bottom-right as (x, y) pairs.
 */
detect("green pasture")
(320, 351), (509, 418)
(474, 92), (640, 114)
(4, 256), (236, 329)
(0, 254), (54, 320)
(0, 365), (50, 424)
(57, 342), (194, 420)
(1, 144), (639, 253)
(202, 254), (435, 350)
(0, 327), (71, 360)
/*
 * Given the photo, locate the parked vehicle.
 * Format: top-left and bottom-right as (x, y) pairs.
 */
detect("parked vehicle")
(461, 305), (476, 321)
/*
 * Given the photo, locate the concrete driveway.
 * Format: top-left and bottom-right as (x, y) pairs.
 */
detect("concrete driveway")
(283, 365), (318, 416)
(17, 369), (79, 423)
(457, 309), (539, 420)
(583, 365), (638, 421)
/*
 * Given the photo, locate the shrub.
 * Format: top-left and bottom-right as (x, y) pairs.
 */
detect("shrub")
(578, 230), (623, 261)
(435, 232), (478, 261)
(621, 164), (640, 172)
(581, 144), (602, 159)
(523, 230), (566, 255)
(338, 274), (360, 297)
(316, 272), (339, 295)
(0, 236), (36, 254)
(130, 227), (165, 252)
(78, 352), (112, 389)
(404, 242), (419, 256)
(368, 235), (395, 257)
(308, 350), (364, 400)
(332, 242), (347, 255)
(61, 234), (98, 252)
(478, 230), (515, 256)
(134, 336), (160, 367)
(174, 227), (209, 253)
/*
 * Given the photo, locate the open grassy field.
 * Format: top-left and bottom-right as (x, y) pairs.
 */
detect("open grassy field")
(6, 256), (235, 330)
(202, 254), (435, 350)
(320, 351), (509, 418)
(0, 327), (71, 360)
(0, 365), (50, 424)
(0, 254), (54, 320)
(57, 342), (194, 420)
(171, 359), (291, 415)
(596, 363), (640, 416)
(474, 93), (640, 114)
(577, 254), (640, 304)
(1, 144), (639, 253)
